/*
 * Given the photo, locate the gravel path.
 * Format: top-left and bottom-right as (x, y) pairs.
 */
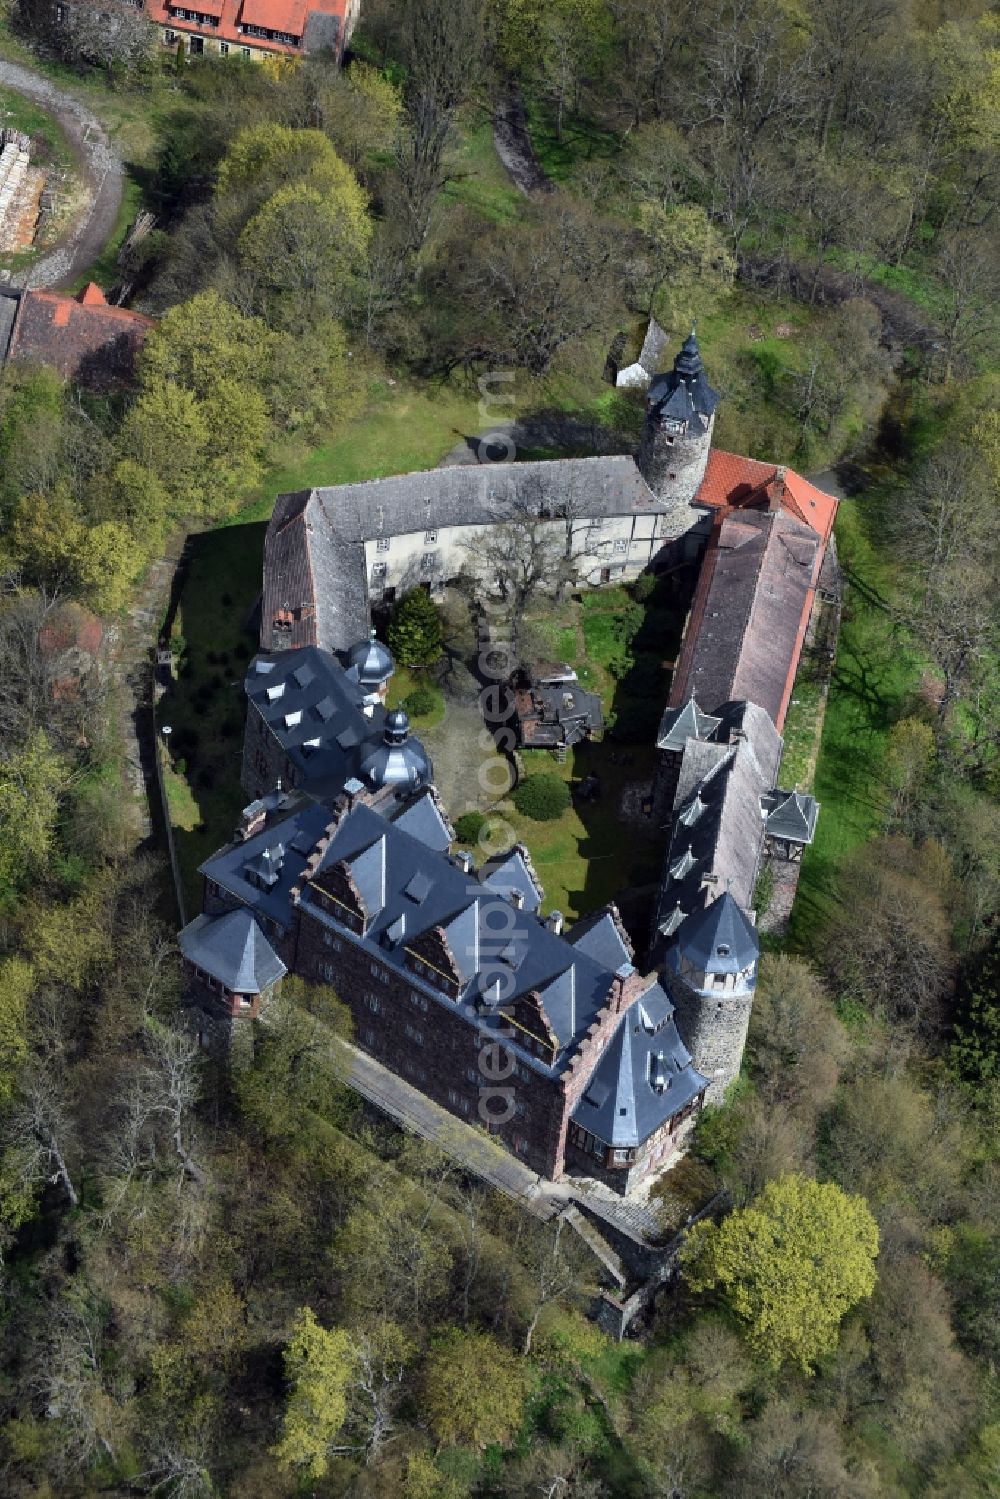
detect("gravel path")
(0, 58), (123, 289)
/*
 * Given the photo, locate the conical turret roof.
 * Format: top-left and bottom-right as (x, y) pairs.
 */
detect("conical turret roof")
(667, 891), (758, 975)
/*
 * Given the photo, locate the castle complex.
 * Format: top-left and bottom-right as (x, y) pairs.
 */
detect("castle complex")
(180, 334), (839, 1197)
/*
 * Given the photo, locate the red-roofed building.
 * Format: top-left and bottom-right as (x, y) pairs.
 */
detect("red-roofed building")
(1, 282), (152, 390)
(145, 0), (359, 60)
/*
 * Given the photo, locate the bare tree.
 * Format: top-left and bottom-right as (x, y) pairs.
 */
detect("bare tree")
(394, 0), (486, 254)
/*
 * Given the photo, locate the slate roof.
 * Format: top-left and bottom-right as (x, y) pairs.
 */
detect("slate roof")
(647, 332), (720, 432)
(302, 803), (626, 1058)
(246, 646), (387, 798)
(389, 788), (454, 852)
(761, 788), (820, 843)
(358, 711), (433, 791)
(263, 455), (662, 652)
(479, 844), (546, 913)
(570, 981), (706, 1148)
(668, 508), (822, 733)
(653, 699), (781, 944)
(348, 631), (394, 688)
(656, 697), (722, 753)
(665, 892), (759, 977)
(179, 908), (286, 993)
(201, 802), (334, 932)
(568, 906), (634, 971)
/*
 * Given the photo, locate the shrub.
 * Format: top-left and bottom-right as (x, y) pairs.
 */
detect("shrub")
(388, 589), (444, 667)
(454, 811), (487, 844)
(404, 685), (440, 719)
(512, 773), (570, 822)
(632, 572), (658, 602)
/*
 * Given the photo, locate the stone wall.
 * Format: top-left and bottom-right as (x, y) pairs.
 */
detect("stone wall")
(637, 412), (714, 525)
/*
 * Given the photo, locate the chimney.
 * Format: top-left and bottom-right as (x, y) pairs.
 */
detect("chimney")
(453, 850), (474, 874)
(510, 888), (525, 909)
(612, 960), (636, 1012)
(237, 799), (267, 842)
(546, 910), (564, 936)
(768, 465), (786, 513)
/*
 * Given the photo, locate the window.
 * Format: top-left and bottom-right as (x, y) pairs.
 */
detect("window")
(424, 530), (437, 545)
(376, 537), (390, 553)
(410, 991), (429, 1012)
(365, 994), (382, 1013)
(164, 27), (177, 40)
(404, 1023), (424, 1044)
(241, 44), (251, 55)
(372, 561), (387, 579)
(321, 963), (335, 983)
(219, 39), (229, 52)
(238, 995), (252, 1010)
(371, 962), (388, 983)
(323, 931), (341, 951)
(363, 1027), (376, 1046)
(613, 539), (628, 554)
(420, 552), (438, 573)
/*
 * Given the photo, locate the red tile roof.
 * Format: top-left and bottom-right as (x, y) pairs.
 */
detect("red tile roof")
(697, 449), (838, 545)
(8, 288), (153, 390)
(145, 0), (352, 55)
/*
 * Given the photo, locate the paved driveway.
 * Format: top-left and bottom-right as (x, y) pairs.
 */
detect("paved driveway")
(0, 58), (123, 288)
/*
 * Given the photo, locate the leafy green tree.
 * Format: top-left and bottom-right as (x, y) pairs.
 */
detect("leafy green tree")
(0, 731), (68, 907)
(273, 1307), (355, 1479)
(512, 773), (570, 822)
(0, 957), (31, 1107)
(953, 938), (1000, 1083)
(239, 181), (372, 329)
(633, 202), (736, 329)
(388, 589), (444, 667)
(682, 1175), (879, 1372)
(422, 1328), (531, 1449)
(499, 0), (613, 140)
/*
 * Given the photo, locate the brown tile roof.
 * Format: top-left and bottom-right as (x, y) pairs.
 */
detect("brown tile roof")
(668, 508), (822, 732)
(7, 285), (153, 390)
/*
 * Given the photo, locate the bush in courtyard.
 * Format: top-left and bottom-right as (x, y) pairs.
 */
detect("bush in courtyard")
(404, 685), (440, 719)
(513, 773), (570, 822)
(388, 589), (444, 667)
(454, 811), (487, 844)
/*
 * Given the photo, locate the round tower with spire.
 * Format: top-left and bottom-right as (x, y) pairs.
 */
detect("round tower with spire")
(662, 891), (758, 1105)
(637, 330), (719, 528)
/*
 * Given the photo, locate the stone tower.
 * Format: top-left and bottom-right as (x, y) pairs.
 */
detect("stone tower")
(637, 331), (719, 530)
(662, 892), (758, 1105)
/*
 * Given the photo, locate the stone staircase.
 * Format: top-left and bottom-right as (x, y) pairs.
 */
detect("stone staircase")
(561, 1203), (627, 1288)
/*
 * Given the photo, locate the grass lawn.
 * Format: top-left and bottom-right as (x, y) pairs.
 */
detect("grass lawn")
(441, 110), (524, 223)
(501, 738), (663, 924)
(0, 81), (73, 168)
(787, 499), (922, 947)
(778, 669), (824, 790)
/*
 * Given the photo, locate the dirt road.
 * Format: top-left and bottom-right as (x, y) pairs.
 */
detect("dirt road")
(0, 57), (123, 289)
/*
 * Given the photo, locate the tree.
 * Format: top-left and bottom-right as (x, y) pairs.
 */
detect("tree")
(747, 954), (847, 1116)
(273, 1307), (355, 1479)
(499, 0), (613, 141)
(422, 1328), (531, 1448)
(0, 957), (31, 1108)
(818, 835), (956, 1032)
(394, 0), (486, 253)
(682, 1175), (879, 1372)
(387, 589), (444, 668)
(239, 173), (372, 331)
(631, 202), (735, 327)
(436, 197), (622, 375)
(0, 729), (68, 907)
(512, 774), (571, 823)
(953, 935), (1000, 1084)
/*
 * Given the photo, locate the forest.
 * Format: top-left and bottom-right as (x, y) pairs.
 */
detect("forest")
(0, 0), (999, 1494)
